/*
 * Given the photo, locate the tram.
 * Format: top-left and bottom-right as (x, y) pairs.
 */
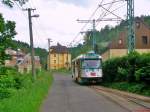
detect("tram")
(72, 51), (103, 84)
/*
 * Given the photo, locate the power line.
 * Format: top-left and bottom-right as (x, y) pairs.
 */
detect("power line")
(100, 5), (124, 20)
(69, 0), (127, 48)
(96, 3), (126, 27)
(96, 0), (118, 27)
(68, 0), (105, 47)
(68, 6), (100, 46)
(100, 0), (125, 6)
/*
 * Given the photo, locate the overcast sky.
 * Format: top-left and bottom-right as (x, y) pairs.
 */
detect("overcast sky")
(0, 0), (150, 49)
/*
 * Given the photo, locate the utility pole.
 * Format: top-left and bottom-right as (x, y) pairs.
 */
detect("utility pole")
(77, 19), (96, 52)
(126, 0), (135, 53)
(47, 38), (52, 71)
(24, 8), (39, 81)
(77, 18), (121, 53)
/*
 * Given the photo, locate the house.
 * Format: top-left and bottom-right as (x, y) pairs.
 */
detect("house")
(5, 49), (25, 67)
(101, 17), (150, 61)
(17, 54), (41, 73)
(5, 49), (41, 73)
(47, 43), (71, 70)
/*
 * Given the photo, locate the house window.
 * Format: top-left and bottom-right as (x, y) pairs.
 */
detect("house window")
(136, 22), (140, 29)
(54, 60), (56, 64)
(142, 36), (148, 45)
(54, 54), (56, 57)
(118, 39), (122, 45)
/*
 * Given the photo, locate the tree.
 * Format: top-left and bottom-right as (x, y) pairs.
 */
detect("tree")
(2, 0), (27, 7)
(0, 14), (16, 65)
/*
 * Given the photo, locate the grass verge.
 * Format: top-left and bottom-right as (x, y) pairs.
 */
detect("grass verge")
(0, 70), (53, 112)
(102, 82), (150, 97)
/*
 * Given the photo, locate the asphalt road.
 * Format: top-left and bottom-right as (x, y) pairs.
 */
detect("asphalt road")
(40, 73), (129, 112)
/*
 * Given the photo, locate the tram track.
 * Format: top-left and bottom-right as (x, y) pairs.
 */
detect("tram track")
(89, 86), (150, 112)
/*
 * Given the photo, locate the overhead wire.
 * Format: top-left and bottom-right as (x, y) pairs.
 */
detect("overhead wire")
(96, 0), (117, 27)
(72, 31), (92, 47)
(68, 0), (105, 47)
(96, 1), (126, 27)
(71, 0), (115, 47)
(70, 0), (126, 47)
(68, 6), (100, 47)
(101, 0), (125, 6)
(100, 5), (124, 20)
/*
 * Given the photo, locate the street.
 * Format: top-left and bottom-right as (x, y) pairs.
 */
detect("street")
(41, 73), (130, 112)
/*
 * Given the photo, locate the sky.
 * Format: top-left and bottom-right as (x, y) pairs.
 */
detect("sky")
(0, 0), (150, 49)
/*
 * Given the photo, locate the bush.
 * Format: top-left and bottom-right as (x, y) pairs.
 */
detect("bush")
(116, 67), (128, 81)
(0, 88), (11, 99)
(102, 52), (150, 84)
(135, 65), (150, 84)
(102, 58), (119, 82)
(0, 66), (24, 99)
(102, 82), (150, 96)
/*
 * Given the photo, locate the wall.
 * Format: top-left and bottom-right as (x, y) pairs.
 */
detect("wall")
(48, 53), (71, 70)
(102, 49), (150, 61)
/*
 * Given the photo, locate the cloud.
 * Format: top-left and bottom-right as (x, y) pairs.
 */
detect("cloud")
(0, 0), (150, 49)
(55, 0), (90, 7)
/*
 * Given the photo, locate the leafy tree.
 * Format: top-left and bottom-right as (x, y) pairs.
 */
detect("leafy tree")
(2, 0), (27, 7)
(34, 47), (48, 69)
(0, 14), (16, 65)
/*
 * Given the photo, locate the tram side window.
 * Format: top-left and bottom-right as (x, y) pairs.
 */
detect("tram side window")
(73, 62), (75, 73)
(76, 61), (80, 68)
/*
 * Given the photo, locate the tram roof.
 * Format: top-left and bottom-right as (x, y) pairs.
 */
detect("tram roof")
(72, 52), (102, 62)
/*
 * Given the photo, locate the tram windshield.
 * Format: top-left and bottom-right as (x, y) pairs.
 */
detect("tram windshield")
(82, 59), (101, 69)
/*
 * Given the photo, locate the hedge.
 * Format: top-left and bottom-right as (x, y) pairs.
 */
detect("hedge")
(102, 52), (150, 84)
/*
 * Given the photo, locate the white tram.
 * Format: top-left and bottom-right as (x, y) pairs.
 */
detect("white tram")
(72, 51), (103, 84)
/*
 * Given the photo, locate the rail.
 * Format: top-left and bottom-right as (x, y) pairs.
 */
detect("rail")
(89, 86), (150, 112)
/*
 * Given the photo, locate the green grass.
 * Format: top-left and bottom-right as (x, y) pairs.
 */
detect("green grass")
(0, 70), (53, 112)
(102, 82), (150, 97)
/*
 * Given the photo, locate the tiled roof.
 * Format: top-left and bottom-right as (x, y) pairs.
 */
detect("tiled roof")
(50, 43), (68, 53)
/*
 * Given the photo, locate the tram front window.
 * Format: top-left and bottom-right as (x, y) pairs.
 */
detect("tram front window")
(82, 59), (101, 69)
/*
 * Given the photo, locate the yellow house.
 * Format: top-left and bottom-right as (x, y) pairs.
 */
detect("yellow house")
(47, 43), (71, 70)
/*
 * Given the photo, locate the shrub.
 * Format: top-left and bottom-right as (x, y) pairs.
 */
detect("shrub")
(116, 67), (128, 81)
(0, 66), (24, 99)
(0, 75), (14, 99)
(102, 58), (119, 82)
(102, 52), (150, 84)
(127, 83), (145, 93)
(135, 65), (150, 84)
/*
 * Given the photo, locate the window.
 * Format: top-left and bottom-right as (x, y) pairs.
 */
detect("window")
(54, 60), (56, 64)
(136, 22), (140, 29)
(54, 54), (56, 57)
(82, 59), (101, 69)
(142, 36), (148, 45)
(118, 39), (122, 45)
